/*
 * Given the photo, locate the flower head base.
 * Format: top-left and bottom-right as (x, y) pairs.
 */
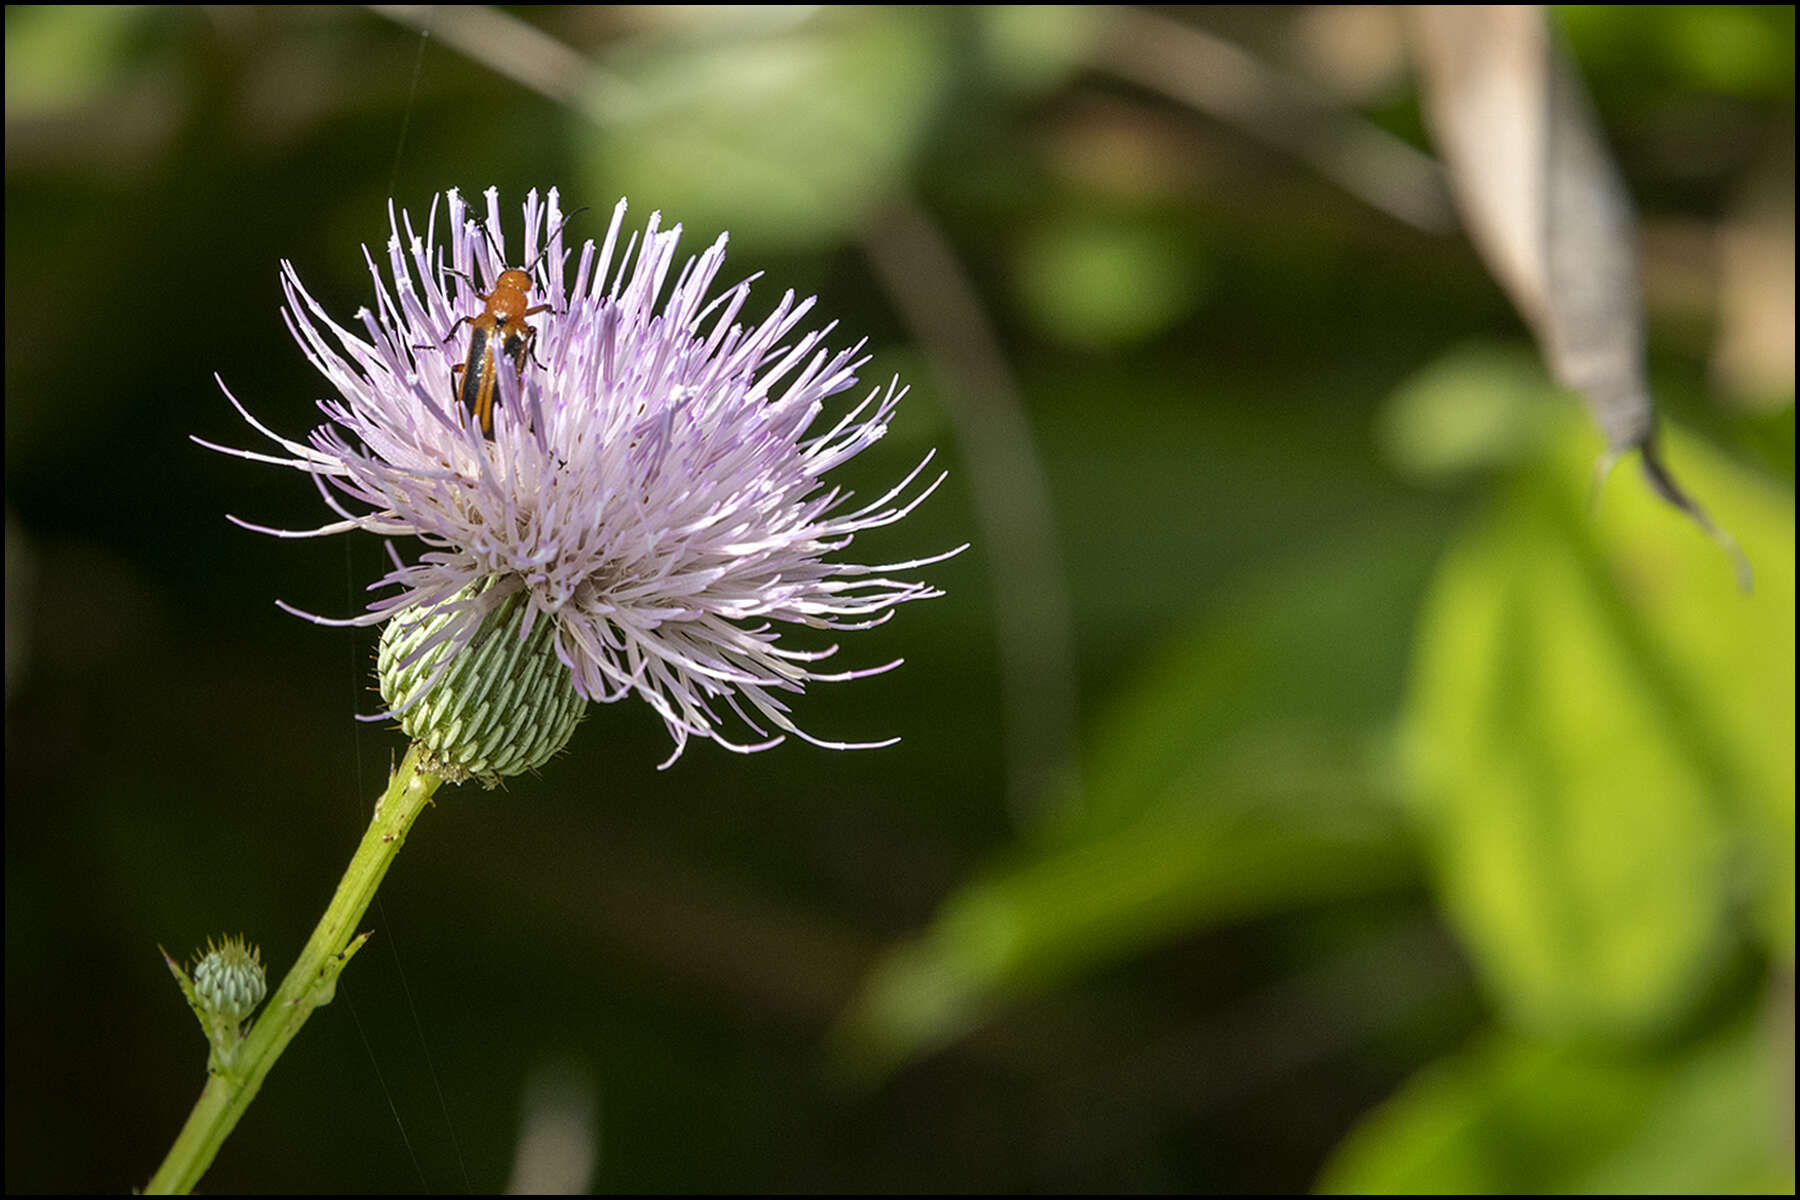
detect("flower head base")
(379, 581), (587, 785)
(206, 188), (957, 766)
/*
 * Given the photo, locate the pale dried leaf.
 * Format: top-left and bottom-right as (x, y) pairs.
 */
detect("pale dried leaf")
(1540, 45), (1652, 450)
(1411, 5), (1748, 586)
(1411, 6), (1549, 332)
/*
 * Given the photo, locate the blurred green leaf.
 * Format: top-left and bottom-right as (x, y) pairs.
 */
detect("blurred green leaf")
(972, 5), (1099, 98)
(1376, 340), (1561, 483)
(831, 529), (1443, 1076)
(1316, 1011), (1795, 1194)
(1073, 526), (1442, 841)
(581, 7), (949, 250)
(1404, 419), (1795, 1041)
(831, 793), (1413, 1079)
(1013, 214), (1210, 349)
(3, 5), (154, 117)
(1659, 5), (1795, 95)
(1559, 5), (1796, 100)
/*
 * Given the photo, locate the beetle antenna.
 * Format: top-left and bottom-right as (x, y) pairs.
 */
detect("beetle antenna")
(527, 207), (589, 276)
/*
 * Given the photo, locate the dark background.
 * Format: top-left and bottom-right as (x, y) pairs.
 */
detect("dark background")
(6, 6), (1792, 1193)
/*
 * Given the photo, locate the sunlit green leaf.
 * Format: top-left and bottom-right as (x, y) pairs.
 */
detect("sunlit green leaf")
(1317, 1012), (1794, 1194)
(1405, 419), (1794, 1040)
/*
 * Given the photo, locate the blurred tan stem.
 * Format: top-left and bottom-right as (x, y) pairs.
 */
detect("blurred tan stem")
(862, 196), (1080, 828)
(1095, 6), (1453, 232)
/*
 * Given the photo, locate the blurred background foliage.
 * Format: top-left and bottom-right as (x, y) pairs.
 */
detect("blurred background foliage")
(4, 5), (1792, 1193)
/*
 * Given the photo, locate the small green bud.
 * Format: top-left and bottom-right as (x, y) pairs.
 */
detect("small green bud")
(192, 935), (267, 1024)
(165, 934), (267, 1073)
(377, 581), (586, 786)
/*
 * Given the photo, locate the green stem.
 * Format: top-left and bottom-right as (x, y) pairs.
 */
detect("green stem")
(145, 744), (445, 1194)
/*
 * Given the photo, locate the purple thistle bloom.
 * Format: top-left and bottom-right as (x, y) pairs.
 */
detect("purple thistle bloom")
(205, 187), (959, 766)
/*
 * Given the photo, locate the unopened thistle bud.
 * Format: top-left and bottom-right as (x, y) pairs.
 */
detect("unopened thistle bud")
(377, 583), (586, 786)
(192, 935), (267, 1024)
(163, 934), (267, 1072)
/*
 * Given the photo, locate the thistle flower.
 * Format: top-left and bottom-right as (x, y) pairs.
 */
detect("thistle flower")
(206, 187), (957, 770)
